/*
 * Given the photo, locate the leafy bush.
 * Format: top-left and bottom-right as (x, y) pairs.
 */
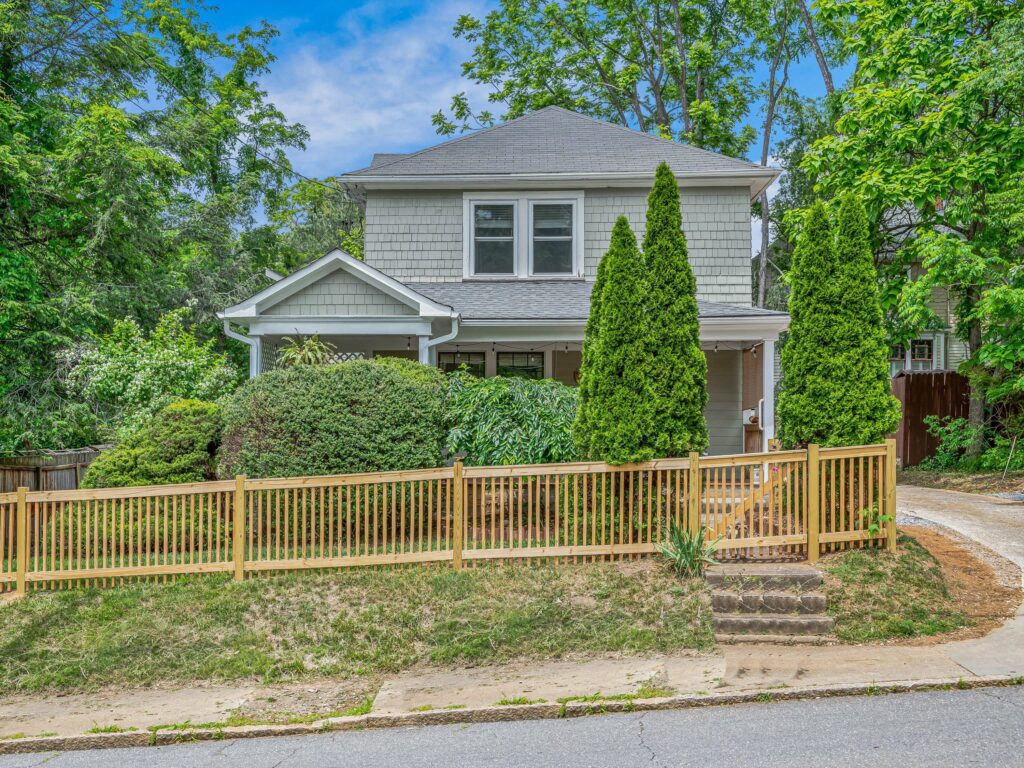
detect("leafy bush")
(81, 400), (222, 488)
(976, 435), (1024, 472)
(658, 521), (720, 578)
(276, 335), (336, 367)
(446, 373), (579, 466)
(920, 416), (984, 470)
(67, 309), (240, 438)
(218, 358), (446, 478)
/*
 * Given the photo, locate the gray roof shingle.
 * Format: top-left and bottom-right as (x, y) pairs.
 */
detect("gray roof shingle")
(345, 107), (773, 179)
(405, 281), (787, 321)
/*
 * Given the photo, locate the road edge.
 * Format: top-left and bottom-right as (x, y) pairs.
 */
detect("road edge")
(2, 674), (1021, 756)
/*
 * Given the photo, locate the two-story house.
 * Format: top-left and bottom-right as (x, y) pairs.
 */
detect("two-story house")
(218, 107), (788, 455)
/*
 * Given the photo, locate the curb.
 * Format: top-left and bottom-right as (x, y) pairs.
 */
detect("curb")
(1, 674), (1021, 756)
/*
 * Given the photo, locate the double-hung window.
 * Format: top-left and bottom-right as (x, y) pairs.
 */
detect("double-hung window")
(465, 192), (583, 278)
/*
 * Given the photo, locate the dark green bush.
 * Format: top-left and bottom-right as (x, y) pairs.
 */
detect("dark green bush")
(446, 373), (579, 466)
(218, 359), (447, 478)
(81, 400), (222, 488)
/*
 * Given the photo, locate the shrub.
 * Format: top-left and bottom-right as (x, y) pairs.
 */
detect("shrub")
(574, 216), (654, 463)
(446, 373), (579, 466)
(275, 335), (336, 367)
(66, 309), (240, 438)
(778, 195), (901, 447)
(218, 358), (446, 478)
(81, 400), (222, 488)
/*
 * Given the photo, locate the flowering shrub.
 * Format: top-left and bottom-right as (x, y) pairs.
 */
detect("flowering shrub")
(67, 309), (240, 438)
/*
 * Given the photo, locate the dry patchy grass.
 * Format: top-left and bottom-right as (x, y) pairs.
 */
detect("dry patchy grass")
(0, 561), (712, 694)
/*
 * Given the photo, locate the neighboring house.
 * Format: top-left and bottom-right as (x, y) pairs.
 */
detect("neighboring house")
(219, 107), (787, 455)
(888, 264), (970, 376)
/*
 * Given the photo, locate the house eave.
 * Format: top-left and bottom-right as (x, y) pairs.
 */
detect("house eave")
(341, 169), (780, 199)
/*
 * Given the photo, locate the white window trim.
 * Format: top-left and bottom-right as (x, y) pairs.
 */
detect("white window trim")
(463, 191), (584, 279)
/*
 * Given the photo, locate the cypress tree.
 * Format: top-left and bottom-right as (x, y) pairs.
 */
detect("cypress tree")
(641, 162), (708, 455)
(574, 217), (654, 462)
(777, 195), (901, 447)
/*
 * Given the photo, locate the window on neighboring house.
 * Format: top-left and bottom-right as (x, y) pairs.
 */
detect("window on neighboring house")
(472, 203), (516, 275)
(531, 202), (574, 275)
(497, 352), (544, 380)
(466, 194), (582, 278)
(438, 351), (486, 377)
(890, 339), (934, 376)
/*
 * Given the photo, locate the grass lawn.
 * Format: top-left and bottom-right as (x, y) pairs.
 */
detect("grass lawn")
(821, 533), (970, 643)
(0, 561), (712, 694)
(898, 468), (1024, 496)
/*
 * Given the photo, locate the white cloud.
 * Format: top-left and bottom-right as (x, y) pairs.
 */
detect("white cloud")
(264, 1), (493, 178)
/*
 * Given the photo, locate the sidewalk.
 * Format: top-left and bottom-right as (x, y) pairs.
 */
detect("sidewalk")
(1, 484), (1021, 745)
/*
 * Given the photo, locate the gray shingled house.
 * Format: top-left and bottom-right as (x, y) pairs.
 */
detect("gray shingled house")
(219, 107), (788, 455)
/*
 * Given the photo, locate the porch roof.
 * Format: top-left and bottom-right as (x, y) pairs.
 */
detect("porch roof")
(407, 280), (788, 323)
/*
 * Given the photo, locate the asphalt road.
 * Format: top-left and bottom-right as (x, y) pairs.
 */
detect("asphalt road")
(3, 687), (1023, 768)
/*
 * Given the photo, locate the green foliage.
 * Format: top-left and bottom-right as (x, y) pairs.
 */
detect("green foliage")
(82, 401), (222, 488)
(658, 521), (720, 578)
(275, 336), (336, 368)
(446, 374), (579, 466)
(920, 416), (1024, 473)
(920, 417), (982, 471)
(641, 163), (709, 455)
(778, 196), (901, 447)
(574, 217), (653, 463)
(267, 177), (364, 267)
(805, 0), (1024, 432)
(435, 1), (759, 156)
(218, 359), (447, 478)
(67, 310), (240, 438)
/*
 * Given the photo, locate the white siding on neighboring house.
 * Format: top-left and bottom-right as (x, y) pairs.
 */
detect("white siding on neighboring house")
(364, 186), (753, 306)
(705, 350), (743, 455)
(263, 267), (416, 316)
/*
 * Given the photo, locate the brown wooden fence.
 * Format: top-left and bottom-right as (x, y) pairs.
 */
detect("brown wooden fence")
(891, 370), (970, 467)
(0, 447), (108, 493)
(0, 441), (896, 595)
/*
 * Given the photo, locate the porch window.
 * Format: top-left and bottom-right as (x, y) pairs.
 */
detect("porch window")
(438, 351), (485, 377)
(497, 352), (544, 380)
(471, 203), (516, 275)
(530, 202), (574, 275)
(890, 339), (934, 376)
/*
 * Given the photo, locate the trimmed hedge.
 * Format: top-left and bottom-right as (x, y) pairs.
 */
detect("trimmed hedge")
(81, 400), (222, 488)
(217, 358), (447, 478)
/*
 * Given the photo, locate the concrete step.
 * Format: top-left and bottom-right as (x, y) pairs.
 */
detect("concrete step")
(713, 613), (835, 636)
(711, 589), (828, 615)
(705, 564), (822, 591)
(714, 633), (834, 646)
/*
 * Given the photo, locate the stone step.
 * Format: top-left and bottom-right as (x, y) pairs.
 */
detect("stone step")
(714, 633), (834, 646)
(713, 613), (836, 636)
(705, 564), (822, 591)
(711, 589), (828, 615)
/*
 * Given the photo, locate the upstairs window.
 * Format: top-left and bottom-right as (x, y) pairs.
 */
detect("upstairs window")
(472, 203), (516, 275)
(465, 193), (583, 278)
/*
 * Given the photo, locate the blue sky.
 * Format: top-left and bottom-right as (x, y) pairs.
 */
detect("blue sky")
(208, 0), (846, 178)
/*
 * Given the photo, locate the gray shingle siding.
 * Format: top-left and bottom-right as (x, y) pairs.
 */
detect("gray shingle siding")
(365, 186), (752, 306)
(364, 190), (463, 283)
(263, 267), (415, 316)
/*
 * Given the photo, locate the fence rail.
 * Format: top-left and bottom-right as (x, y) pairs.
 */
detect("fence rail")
(0, 440), (897, 595)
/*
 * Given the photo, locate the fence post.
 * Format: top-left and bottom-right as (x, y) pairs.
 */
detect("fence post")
(806, 445), (820, 563)
(452, 459), (464, 570)
(885, 438), (897, 553)
(233, 475), (246, 581)
(687, 452), (700, 536)
(15, 487), (28, 597)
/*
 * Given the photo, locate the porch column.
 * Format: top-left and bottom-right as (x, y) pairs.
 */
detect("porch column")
(417, 335), (430, 365)
(249, 337), (262, 379)
(761, 337), (776, 451)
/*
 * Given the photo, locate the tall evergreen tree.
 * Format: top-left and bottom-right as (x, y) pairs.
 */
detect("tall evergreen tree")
(778, 195), (901, 447)
(574, 217), (653, 462)
(642, 163), (709, 454)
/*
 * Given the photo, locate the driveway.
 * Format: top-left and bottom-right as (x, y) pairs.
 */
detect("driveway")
(898, 483), (1024, 676)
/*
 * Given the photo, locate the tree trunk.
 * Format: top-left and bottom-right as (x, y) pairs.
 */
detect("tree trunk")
(757, 191), (771, 307)
(795, 0), (834, 95)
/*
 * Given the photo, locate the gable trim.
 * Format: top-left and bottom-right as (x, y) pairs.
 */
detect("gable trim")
(218, 250), (456, 321)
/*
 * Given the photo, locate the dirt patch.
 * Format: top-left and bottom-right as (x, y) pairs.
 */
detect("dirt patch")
(229, 678), (379, 723)
(898, 524), (1021, 645)
(613, 558), (658, 577)
(899, 469), (1024, 496)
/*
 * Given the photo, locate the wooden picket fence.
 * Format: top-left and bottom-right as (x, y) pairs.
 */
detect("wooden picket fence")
(0, 440), (897, 595)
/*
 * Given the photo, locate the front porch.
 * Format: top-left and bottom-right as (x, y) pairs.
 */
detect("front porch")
(219, 250), (789, 456)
